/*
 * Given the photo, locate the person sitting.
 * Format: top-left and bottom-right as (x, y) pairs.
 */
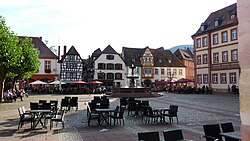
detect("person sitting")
(3, 90), (10, 101)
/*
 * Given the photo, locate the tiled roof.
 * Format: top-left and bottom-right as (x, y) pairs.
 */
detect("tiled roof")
(193, 3), (237, 36)
(122, 47), (144, 67)
(92, 48), (102, 58)
(122, 47), (185, 67)
(174, 48), (194, 61)
(102, 45), (118, 54)
(19, 36), (57, 59)
(152, 49), (185, 67)
(59, 46), (83, 63)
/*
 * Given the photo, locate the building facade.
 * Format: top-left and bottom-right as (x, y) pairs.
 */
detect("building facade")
(122, 47), (186, 87)
(84, 45), (126, 89)
(174, 48), (194, 80)
(59, 46), (84, 83)
(21, 37), (59, 83)
(192, 3), (239, 93)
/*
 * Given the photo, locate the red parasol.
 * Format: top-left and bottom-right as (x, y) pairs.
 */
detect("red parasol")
(175, 78), (194, 83)
(86, 80), (103, 84)
(71, 80), (87, 84)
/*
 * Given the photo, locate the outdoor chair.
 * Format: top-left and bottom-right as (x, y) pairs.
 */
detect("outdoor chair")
(221, 122), (238, 141)
(141, 106), (149, 123)
(109, 106), (125, 126)
(87, 107), (100, 126)
(61, 98), (70, 111)
(40, 102), (51, 110)
(87, 102), (97, 117)
(202, 124), (222, 141)
(17, 107), (34, 130)
(50, 109), (65, 130)
(50, 100), (58, 112)
(30, 102), (39, 110)
(161, 105), (178, 124)
(147, 106), (162, 124)
(39, 100), (47, 103)
(70, 97), (78, 111)
(163, 129), (184, 141)
(138, 131), (160, 141)
(120, 97), (128, 108)
(128, 101), (138, 116)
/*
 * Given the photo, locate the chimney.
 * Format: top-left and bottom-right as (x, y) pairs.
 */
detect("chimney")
(64, 45), (67, 56)
(58, 46), (60, 60)
(39, 37), (42, 40)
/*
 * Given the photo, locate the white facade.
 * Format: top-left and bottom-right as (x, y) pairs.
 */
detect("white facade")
(37, 59), (60, 75)
(153, 67), (186, 82)
(94, 53), (126, 87)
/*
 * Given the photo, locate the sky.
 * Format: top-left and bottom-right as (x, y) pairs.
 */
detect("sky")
(0, 0), (237, 59)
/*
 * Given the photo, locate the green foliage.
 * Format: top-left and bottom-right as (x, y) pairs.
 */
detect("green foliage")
(0, 16), (21, 74)
(0, 15), (40, 81)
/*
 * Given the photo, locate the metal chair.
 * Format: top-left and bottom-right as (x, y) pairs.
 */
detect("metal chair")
(70, 97), (78, 111)
(109, 106), (125, 126)
(50, 109), (65, 130)
(17, 107), (34, 130)
(221, 122), (238, 141)
(161, 105), (179, 124)
(138, 131), (160, 141)
(163, 129), (184, 141)
(203, 124), (222, 141)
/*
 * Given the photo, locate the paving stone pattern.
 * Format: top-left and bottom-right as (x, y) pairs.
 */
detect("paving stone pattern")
(0, 93), (241, 141)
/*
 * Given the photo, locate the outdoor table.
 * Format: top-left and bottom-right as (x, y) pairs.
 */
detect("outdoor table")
(28, 109), (51, 129)
(153, 107), (171, 123)
(95, 108), (115, 126)
(220, 131), (241, 140)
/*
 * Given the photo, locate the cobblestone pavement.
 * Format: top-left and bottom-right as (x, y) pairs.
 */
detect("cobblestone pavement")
(0, 92), (240, 141)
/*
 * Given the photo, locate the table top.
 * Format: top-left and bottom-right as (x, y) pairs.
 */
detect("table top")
(220, 131), (241, 140)
(27, 109), (51, 113)
(95, 108), (115, 112)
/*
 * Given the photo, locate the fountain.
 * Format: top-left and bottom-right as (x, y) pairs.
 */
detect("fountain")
(111, 64), (159, 98)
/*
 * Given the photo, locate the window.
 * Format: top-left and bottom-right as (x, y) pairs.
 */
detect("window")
(115, 64), (122, 70)
(145, 57), (151, 62)
(106, 55), (114, 60)
(201, 25), (205, 31)
(115, 73), (122, 80)
(231, 28), (237, 41)
(213, 52), (219, 63)
(222, 31), (228, 43)
(144, 68), (152, 75)
(155, 68), (158, 75)
(107, 73), (114, 79)
(212, 73), (218, 84)
(231, 49), (238, 61)
(97, 72), (105, 79)
(173, 69), (177, 76)
(220, 73), (227, 84)
(107, 63), (114, 70)
(45, 60), (51, 73)
(222, 51), (228, 62)
(203, 54), (208, 64)
(230, 73), (237, 84)
(161, 69), (165, 75)
(203, 74), (208, 84)
(167, 69), (171, 76)
(179, 69), (183, 76)
(231, 14), (236, 19)
(197, 74), (202, 84)
(214, 20), (219, 27)
(98, 63), (105, 69)
(197, 38), (201, 48)
(213, 34), (218, 45)
(197, 55), (201, 65)
(202, 37), (207, 47)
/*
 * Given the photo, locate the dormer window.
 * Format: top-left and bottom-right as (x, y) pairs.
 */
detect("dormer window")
(214, 17), (222, 27)
(200, 23), (207, 31)
(231, 14), (236, 19)
(214, 20), (219, 27)
(230, 11), (237, 19)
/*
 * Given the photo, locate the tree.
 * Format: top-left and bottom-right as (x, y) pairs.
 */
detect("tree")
(0, 16), (40, 102)
(7, 37), (40, 90)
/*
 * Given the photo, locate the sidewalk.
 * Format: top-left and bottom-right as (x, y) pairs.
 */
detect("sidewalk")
(0, 93), (241, 141)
